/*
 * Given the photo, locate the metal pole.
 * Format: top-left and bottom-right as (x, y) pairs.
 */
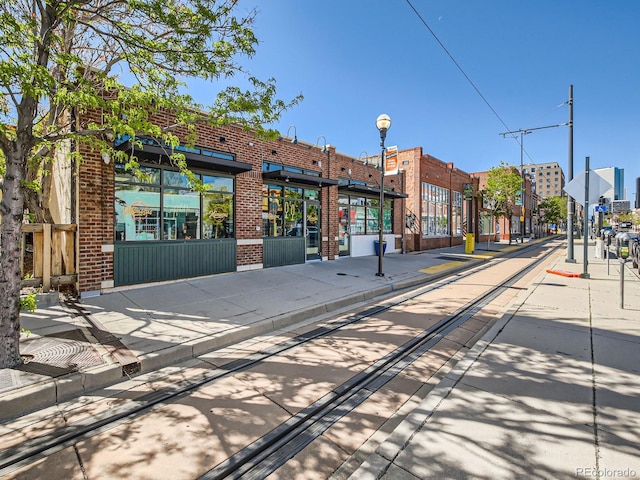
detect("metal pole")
(377, 136), (386, 277)
(582, 156), (590, 278)
(520, 131), (525, 244)
(567, 85), (576, 262)
(620, 259), (625, 309)
(400, 169), (405, 254)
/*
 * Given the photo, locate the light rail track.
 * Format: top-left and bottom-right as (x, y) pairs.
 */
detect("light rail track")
(201, 240), (562, 479)
(0, 239), (561, 477)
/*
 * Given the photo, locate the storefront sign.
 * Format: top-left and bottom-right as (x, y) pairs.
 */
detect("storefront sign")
(124, 201), (153, 218)
(463, 183), (474, 200)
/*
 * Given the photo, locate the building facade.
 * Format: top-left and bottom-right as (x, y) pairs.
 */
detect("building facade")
(75, 109), (419, 296)
(396, 148), (484, 252)
(474, 168), (535, 242)
(521, 162), (565, 198)
(594, 166), (624, 203)
(70, 114), (498, 295)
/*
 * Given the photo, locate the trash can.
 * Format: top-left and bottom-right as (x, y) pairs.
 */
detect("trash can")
(374, 240), (387, 256)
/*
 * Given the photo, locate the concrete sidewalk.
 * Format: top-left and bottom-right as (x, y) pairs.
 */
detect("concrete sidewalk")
(2, 238), (526, 420)
(349, 243), (640, 479)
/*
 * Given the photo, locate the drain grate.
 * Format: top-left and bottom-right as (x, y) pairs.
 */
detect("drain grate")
(435, 255), (471, 262)
(20, 330), (105, 371)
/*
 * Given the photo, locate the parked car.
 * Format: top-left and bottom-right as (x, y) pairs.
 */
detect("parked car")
(619, 221), (633, 231)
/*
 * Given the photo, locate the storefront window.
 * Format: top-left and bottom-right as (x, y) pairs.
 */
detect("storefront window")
(114, 163), (234, 241)
(263, 184), (283, 236)
(284, 186), (304, 236)
(346, 195), (392, 235)
(366, 203), (379, 234)
(452, 191), (463, 236)
(421, 183), (450, 237)
(262, 184), (319, 237)
(115, 185), (161, 241)
(203, 192), (234, 239)
(163, 189), (200, 240)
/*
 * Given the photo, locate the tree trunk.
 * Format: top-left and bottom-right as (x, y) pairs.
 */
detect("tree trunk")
(0, 148), (28, 368)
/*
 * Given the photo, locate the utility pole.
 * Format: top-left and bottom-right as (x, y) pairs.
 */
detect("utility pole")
(500, 122), (567, 243)
(566, 85), (576, 262)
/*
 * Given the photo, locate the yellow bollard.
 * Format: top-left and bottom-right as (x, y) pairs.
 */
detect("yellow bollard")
(465, 233), (475, 254)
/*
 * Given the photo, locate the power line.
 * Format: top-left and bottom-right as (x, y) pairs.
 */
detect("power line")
(405, 0), (513, 134)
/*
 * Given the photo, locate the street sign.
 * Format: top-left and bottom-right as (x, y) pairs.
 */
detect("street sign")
(563, 169), (611, 206)
(595, 205), (607, 213)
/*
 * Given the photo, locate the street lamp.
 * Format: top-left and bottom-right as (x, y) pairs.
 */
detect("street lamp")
(376, 114), (391, 276)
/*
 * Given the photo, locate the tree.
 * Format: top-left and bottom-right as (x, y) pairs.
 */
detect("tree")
(0, 0), (301, 368)
(538, 196), (567, 230)
(481, 161), (522, 244)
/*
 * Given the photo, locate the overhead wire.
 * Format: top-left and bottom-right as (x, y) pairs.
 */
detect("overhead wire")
(404, 0), (513, 134)
(404, 0), (545, 169)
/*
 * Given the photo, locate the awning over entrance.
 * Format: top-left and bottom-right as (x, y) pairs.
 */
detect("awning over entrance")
(115, 137), (253, 175)
(339, 184), (408, 199)
(262, 170), (339, 188)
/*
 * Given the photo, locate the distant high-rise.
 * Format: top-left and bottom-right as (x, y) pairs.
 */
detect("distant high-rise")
(594, 167), (624, 203)
(521, 162), (565, 198)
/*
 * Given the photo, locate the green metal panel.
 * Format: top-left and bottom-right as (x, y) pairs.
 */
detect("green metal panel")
(114, 239), (236, 286)
(263, 237), (305, 268)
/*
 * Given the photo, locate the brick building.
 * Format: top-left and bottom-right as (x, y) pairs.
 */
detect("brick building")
(73, 110), (417, 296)
(47, 107), (508, 296)
(394, 147), (484, 252)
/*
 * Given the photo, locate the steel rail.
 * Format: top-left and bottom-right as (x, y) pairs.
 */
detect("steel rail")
(201, 241), (562, 479)
(0, 239), (560, 476)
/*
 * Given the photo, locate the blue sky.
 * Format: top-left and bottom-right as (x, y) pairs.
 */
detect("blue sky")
(191, 1), (640, 199)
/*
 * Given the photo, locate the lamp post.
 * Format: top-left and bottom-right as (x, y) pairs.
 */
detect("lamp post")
(376, 114), (391, 276)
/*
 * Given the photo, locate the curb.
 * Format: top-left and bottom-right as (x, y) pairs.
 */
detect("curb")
(1, 244), (524, 422)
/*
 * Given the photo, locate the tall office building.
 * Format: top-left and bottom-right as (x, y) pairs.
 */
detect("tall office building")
(521, 162), (565, 198)
(594, 167), (624, 203)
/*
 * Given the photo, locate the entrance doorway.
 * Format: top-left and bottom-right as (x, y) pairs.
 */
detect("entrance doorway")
(305, 201), (321, 260)
(338, 205), (350, 256)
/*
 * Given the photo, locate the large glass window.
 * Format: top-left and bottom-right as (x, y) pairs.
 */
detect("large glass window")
(345, 195), (392, 235)
(114, 164), (234, 241)
(421, 183), (450, 237)
(452, 191), (463, 236)
(262, 184), (319, 237)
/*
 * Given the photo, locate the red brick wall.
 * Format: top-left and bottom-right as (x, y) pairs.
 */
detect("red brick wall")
(76, 105), (484, 292)
(396, 148), (476, 252)
(77, 141), (115, 294)
(75, 106), (395, 290)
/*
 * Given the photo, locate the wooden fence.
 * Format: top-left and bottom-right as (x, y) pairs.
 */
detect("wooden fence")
(21, 224), (77, 292)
